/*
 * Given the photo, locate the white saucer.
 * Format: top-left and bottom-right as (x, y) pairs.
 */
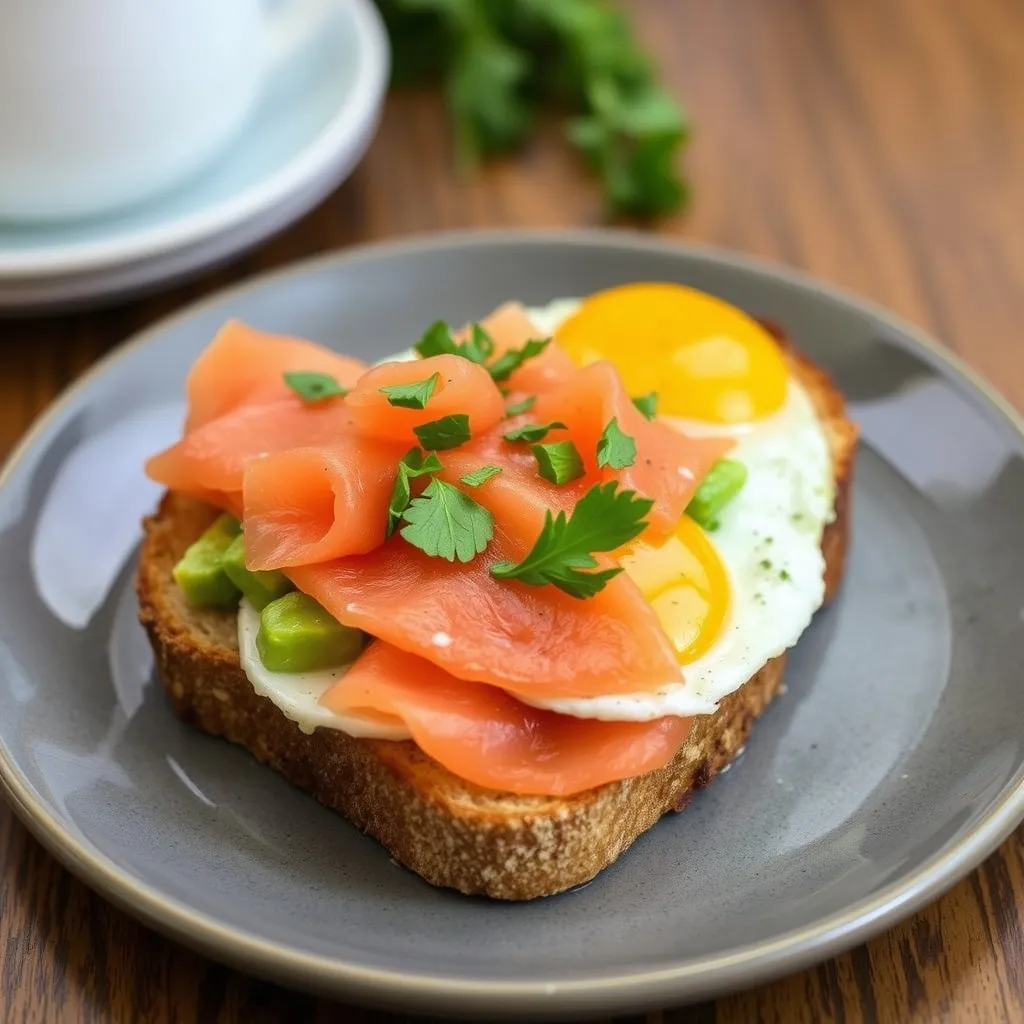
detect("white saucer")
(0, 0), (388, 313)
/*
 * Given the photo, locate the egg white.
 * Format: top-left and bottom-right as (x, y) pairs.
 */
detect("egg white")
(516, 299), (836, 721)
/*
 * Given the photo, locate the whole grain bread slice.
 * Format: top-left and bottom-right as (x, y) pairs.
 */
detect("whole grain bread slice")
(136, 345), (857, 901)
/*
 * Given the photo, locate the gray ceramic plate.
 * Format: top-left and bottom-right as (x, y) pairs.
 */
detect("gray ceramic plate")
(2, 231), (1023, 1020)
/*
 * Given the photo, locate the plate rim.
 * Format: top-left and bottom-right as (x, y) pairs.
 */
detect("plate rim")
(0, 0), (389, 280)
(2, 228), (1023, 1017)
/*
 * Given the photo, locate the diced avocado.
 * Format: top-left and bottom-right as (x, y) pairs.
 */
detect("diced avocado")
(686, 459), (748, 530)
(222, 534), (292, 611)
(256, 592), (364, 673)
(172, 515), (242, 608)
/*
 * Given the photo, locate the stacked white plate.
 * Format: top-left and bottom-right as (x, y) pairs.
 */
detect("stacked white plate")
(0, 0), (388, 313)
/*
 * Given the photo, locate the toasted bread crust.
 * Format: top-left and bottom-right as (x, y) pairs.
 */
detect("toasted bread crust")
(137, 347), (857, 900)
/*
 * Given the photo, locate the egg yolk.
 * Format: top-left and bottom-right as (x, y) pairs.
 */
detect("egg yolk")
(556, 282), (788, 423)
(618, 515), (730, 665)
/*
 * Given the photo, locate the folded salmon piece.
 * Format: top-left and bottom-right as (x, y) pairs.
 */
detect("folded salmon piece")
(322, 641), (692, 796)
(241, 435), (405, 569)
(346, 354), (504, 446)
(185, 320), (366, 431)
(146, 394), (355, 500)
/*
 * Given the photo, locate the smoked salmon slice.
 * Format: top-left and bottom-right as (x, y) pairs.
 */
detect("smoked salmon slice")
(533, 361), (733, 539)
(322, 642), (692, 796)
(346, 355), (504, 445)
(289, 525), (680, 700)
(147, 394), (355, 500)
(184, 321), (366, 431)
(241, 434), (405, 569)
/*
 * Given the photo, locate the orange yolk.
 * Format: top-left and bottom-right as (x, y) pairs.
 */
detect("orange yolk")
(556, 282), (788, 423)
(618, 515), (730, 665)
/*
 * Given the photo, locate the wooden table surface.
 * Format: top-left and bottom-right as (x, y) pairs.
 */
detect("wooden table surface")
(2, 0), (1023, 1021)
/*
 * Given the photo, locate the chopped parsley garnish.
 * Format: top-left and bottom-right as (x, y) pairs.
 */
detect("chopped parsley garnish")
(686, 459), (748, 530)
(379, 372), (440, 410)
(400, 478), (494, 562)
(779, 569), (791, 582)
(505, 394), (537, 417)
(412, 320), (552, 384)
(491, 481), (653, 598)
(460, 465), (503, 487)
(631, 392), (658, 420)
(487, 337), (552, 384)
(465, 323), (496, 362)
(596, 417), (636, 469)
(760, 558), (773, 571)
(386, 448), (444, 536)
(283, 371), (347, 403)
(414, 321), (493, 363)
(532, 441), (584, 485)
(503, 420), (566, 444)
(414, 413), (472, 451)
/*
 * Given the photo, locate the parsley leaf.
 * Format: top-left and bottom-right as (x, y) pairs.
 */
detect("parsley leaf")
(414, 413), (472, 450)
(505, 394), (537, 417)
(487, 337), (552, 383)
(400, 478), (494, 562)
(568, 84), (689, 217)
(414, 321), (493, 364)
(596, 417), (636, 469)
(631, 392), (658, 420)
(491, 481), (653, 598)
(503, 420), (566, 443)
(283, 371), (347, 403)
(460, 465), (503, 487)
(377, 0), (690, 217)
(386, 448), (443, 537)
(466, 323), (496, 362)
(379, 372), (440, 410)
(414, 321), (460, 359)
(532, 441), (584, 485)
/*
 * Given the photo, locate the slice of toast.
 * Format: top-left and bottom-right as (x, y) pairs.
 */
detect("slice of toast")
(137, 345), (857, 901)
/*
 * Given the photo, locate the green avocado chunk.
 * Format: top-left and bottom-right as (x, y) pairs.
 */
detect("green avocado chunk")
(172, 515), (242, 608)
(256, 592), (364, 673)
(686, 459), (748, 531)
(222, 534), (292, 611)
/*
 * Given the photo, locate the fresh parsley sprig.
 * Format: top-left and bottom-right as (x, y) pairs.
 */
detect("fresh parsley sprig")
(377, 0), (689, 217)
(491, 481), (653, 598)
(386, 448), (444, 536)
(401, 477), (495, 562)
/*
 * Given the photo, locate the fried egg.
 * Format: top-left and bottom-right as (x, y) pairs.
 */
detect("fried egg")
(520, 289), (835, 721)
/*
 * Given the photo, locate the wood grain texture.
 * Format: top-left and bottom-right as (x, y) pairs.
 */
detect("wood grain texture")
(2, 0), (1023, 1020)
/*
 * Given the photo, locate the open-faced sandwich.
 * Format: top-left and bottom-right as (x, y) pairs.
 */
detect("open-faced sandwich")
(137, 282), (857, 900)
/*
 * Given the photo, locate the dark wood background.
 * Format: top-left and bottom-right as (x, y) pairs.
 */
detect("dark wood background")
(2, 0), (1023, 1020)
